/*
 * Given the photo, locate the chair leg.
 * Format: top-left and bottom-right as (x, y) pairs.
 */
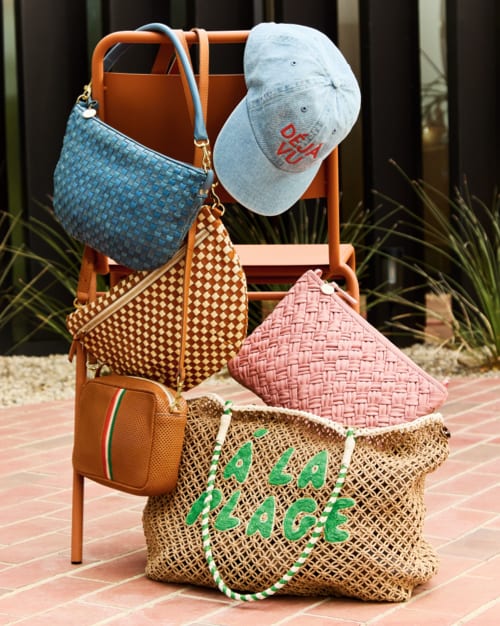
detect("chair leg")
(71, 341), (88, 564)
(71, 470), (84, 564)
(339, 252), (360, 313)
(344, 268), (360, 313)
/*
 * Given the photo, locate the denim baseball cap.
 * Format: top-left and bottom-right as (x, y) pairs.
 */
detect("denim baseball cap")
(213, 22), (361, 216)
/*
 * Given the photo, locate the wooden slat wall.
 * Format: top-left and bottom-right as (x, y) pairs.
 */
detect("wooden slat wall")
(446, 0), (500, 205)
(3, 0), (88, 353)
(359, 0), (424, 337)
(1, 0), (499, 352)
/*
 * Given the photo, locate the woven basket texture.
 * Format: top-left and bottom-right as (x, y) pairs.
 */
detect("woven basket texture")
(53, 104), (212, 270)
(143, 395), (449, 601)
(66, 205), (247, 390)
(228, 270), (448, 427)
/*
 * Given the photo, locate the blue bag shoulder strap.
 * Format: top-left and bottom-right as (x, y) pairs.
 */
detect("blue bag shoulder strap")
(102, 23), (208, 143)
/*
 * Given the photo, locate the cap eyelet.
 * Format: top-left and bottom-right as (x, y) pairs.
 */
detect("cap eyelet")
(290, 60), (297, 66)
(301, 106), (308, 113)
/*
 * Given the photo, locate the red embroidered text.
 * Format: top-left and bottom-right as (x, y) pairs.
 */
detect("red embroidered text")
(277, 124), (323, 164)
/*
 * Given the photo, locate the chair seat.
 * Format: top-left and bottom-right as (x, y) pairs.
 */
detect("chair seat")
(235, 243), (355, 282)
(107, 242), (358, 301)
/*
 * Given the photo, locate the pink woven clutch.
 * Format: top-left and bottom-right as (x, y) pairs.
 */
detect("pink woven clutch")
(228, 270), (448, 427)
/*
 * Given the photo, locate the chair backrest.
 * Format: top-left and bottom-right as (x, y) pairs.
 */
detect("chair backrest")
(90, 29), (330, 205)
(90, 28), (357, 301)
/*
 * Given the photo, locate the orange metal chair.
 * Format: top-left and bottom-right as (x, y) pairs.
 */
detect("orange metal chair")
(70, 28), (359, 564)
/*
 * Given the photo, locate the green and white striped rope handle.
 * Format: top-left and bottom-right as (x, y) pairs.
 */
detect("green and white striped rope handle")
(200, 400), (356, 602)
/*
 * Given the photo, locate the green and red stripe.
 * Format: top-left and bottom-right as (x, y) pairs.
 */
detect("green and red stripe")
(101, 388), (126, 480)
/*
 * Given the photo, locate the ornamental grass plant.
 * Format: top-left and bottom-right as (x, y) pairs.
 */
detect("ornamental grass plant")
(2, 171), (498, 374)
(371, 162), (500, 371)
(0, 212), (32, 342)
(0, 207), (83, 353)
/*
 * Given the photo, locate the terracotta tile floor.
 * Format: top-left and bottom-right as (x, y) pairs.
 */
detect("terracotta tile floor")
(1, 374), (499, 625)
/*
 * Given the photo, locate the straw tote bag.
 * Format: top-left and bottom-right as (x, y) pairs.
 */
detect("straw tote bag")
(228, 269), (448, 426)
(143, 395), (450, 602)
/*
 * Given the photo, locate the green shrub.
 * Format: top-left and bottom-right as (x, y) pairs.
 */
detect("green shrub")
(371, 162), (499, 370)
(0, 208), (83, 353)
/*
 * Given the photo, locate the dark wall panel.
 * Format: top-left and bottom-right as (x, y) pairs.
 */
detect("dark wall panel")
(105, 0), (172, 31)
(190, 0), (256, 73)
(275, 0), (337, 42)
(446, 0), (499, 312)
(359, 0), (424, 341)
(14, 0), (88, 352)
(0, 6), (6, 215)
(17, 0), (88, 220)
(191, 0), (255, 29)
(0, 6), (9, 351)
(446, 0), (500, 203)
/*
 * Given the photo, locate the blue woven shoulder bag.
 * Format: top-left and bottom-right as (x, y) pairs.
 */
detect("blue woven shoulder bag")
(53, 23), (214, 271)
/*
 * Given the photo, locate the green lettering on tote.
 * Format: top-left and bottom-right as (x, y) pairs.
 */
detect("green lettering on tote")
(246, 496), (276, 539)
(215, 490), (241, 531)
(185, 488), (222, 525)
(283, 498), (317, 540)
(297, 450), (328, 489)
(324, 497), (356, 543)
(253, 427), (269, 438)
(269, 447), (295, 486)
(223, 441), (253, 483)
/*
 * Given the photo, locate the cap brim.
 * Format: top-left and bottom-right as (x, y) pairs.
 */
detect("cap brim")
(213, 99), (320, 216)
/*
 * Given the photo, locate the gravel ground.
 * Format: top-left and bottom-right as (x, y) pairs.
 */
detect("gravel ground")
(1, 344), (498, 408)
(0, 354), (77, 407)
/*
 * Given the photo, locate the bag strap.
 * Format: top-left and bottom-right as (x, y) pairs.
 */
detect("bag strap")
(200, 402), (356, 602)
(74, 246), (98, 306)
(175, 28), (210, 397)
(102, 23), (208, 143)
(176, 28), (209, 166)
(148, 29), (206, 136)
